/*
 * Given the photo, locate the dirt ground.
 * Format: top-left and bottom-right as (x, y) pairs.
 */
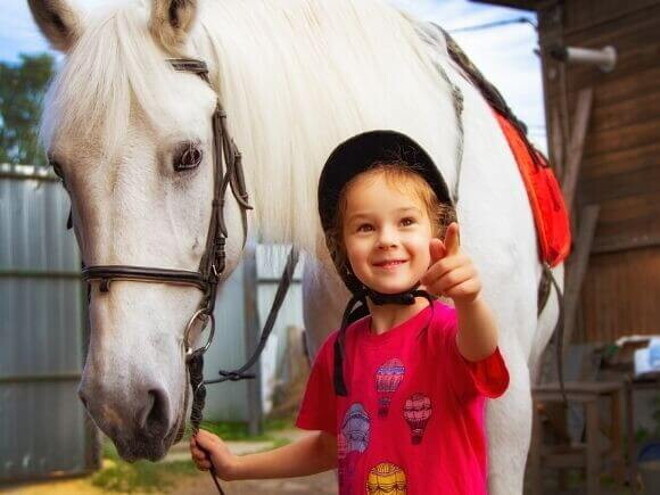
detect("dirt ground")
(0, 470), (337, 495)
(175, 471), (337, 494)
(2, 469), (640, 495)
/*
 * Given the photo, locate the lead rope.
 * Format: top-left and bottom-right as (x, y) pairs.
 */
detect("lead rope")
(186, 247), (300, 493)
(187, 348), (226, 494)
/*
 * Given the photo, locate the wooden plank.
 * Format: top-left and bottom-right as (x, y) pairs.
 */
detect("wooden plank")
(585, 189), (660, 248)
(548, 66), (660, 109)
(589, 91), (660, 135)
(562, 88), (593, 213)
(580, 162), (660, 204)
(592, 233), (660, 254)
(470, 0), (537, 10)
(563, 205), (600, 348)
(563, 2), (660, 39)
(582, 247), (660, 342)
(560, 43), (660, 94)
(582, 118), (659, 160)
(582, 141), (660, 180)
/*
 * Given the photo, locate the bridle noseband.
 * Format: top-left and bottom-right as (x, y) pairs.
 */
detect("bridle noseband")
(81, 58), (251, 358)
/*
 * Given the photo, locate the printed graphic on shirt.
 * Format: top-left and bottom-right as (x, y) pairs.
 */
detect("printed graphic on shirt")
(403, 393), (432, 445)
(366, 462), (407, 495)
(341, 403), (371, 453)
(375, 358), (405, 417)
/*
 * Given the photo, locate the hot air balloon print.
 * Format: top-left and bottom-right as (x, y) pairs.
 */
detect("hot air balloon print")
(341, 403), (370, 453)
(403, 393), (432, 445)
(375, 358), (405, 417)
(366, 462), (407, 495)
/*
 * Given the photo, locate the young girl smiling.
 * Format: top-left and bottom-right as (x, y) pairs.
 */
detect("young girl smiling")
(191, 130), (509, 494)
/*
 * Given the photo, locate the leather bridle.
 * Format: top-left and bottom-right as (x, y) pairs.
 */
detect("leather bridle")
(78, 58), (260, 494)
(81, 58), (252, 359)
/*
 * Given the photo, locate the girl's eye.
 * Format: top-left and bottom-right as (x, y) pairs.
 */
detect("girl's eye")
(401, 217), (416, 226)
(357, 223), (374, 232)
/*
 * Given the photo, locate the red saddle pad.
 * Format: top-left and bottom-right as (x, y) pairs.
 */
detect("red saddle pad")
(494, 111), (572, 267)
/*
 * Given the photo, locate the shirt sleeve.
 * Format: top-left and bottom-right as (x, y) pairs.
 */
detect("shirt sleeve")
(438, 307), (510, 401)
(295, 333), (338, 435)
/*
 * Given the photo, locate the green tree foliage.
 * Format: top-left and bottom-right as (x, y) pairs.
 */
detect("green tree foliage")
(0, 53), (55, 166)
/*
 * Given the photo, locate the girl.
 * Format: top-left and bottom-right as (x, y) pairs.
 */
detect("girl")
(191, 130), (509, 494)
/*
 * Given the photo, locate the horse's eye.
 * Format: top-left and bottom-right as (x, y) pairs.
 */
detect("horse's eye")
(174, 142), (203, 172)
(48, 157), (65, 182)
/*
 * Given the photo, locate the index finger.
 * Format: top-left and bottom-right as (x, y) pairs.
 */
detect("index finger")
(443, 222), (460, 255)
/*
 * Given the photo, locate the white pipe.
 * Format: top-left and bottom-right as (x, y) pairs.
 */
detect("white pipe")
(550, 45), (617, 73)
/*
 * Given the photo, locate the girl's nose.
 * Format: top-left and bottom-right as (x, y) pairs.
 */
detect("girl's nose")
(376, 226), (398, 248)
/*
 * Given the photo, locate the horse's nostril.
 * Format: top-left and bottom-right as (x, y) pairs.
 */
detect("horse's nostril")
(140, 388), (170, 436)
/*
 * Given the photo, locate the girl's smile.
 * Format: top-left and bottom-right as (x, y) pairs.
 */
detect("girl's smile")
(342, 174), (433, 295)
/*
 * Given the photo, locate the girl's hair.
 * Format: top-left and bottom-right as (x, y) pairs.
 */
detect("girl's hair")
(325, 161), (455, 277)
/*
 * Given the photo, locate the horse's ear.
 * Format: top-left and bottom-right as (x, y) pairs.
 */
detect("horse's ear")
(149, 0), (198, 55)
(27, 0), (82, 53)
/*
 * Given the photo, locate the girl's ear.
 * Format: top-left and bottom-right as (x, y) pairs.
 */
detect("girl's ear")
(149, 0), (198, 55)
(28, 0), (83, 53)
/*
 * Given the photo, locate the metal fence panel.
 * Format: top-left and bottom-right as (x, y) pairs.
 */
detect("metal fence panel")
(0, 164), (96, 482)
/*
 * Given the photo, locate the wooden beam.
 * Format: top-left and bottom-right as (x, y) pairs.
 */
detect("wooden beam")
(563, 205), (600, 348)
(562, 88), (594, 213)
(469, 0), (538, 11)
(550, 106), (564, 177)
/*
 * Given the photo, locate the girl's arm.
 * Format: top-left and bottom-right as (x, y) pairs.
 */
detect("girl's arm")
(191, 428), (337, 481)
(454, 295), (498, 361)
(422, 222), (499, 361)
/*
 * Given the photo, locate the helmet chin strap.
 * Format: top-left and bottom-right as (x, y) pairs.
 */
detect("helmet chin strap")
(333, 280), (436, 396)
(364, 283), (426, 306)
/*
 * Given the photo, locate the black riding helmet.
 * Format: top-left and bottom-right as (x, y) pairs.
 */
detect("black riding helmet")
(318, 130), (456, 396)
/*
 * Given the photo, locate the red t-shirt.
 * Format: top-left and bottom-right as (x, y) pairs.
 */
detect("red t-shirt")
(296, 300), (509, 494)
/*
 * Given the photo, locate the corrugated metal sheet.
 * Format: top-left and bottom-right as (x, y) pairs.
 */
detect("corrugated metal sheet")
(0, 164), (96, 482)
(0, 165), (305, 433)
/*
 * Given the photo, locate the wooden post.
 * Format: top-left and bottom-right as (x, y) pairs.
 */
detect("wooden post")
(563, 205), (600, 348)
(585, 398), (600, 495)
(242, 244), (263, 436)
(530, 400), (544, 495)
(561, 88), (593, 214)
(550, 107), (564, 177)
(559, 87), (595, 348)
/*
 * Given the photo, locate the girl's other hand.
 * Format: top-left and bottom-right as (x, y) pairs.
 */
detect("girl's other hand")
(190, 429), (239, 480)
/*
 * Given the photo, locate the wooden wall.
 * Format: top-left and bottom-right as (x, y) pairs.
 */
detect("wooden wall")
(537, 0), (660, 342)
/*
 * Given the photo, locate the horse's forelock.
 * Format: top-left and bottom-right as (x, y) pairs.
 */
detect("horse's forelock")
(41, 4), (183, 158)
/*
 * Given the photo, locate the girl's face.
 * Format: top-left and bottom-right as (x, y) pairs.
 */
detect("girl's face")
(342, 173), (433, 294)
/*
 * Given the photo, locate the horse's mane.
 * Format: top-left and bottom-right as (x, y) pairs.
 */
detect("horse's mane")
(201, 0), (462, 252)
(43, 0), (462, 255)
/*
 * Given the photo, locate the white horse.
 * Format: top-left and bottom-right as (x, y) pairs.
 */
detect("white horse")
(28, 0), (561, 492)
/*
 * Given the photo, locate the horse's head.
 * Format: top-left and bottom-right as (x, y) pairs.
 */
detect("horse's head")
(28, 0), (247, 460)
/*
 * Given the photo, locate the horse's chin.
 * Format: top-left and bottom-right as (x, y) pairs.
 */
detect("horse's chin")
(114, 422), (182, 462)
(112, 412), (186, 462)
